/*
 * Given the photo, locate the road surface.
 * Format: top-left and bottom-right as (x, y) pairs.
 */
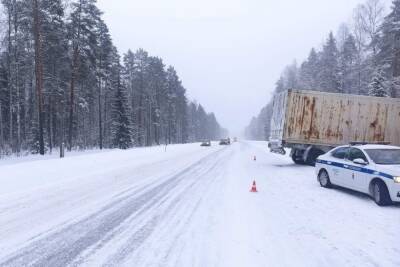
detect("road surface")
(0, 141), (399, 266)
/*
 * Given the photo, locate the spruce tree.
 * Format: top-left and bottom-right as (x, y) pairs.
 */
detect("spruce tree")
(375, 0), (400, 97)
(112, 71), (132, 149)
(339, 34), (358, 94)
(369, 68), (388, 97)
(299, 48), (319, 90)
(318, 32), (341, 93)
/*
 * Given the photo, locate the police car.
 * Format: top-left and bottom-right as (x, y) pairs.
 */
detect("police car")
(315, 144), (400, 206)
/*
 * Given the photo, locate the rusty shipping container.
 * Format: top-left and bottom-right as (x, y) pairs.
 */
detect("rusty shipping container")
(269, 90), (400, 164)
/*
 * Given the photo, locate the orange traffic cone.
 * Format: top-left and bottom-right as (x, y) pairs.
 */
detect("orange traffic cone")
(250, 180), (258, 192)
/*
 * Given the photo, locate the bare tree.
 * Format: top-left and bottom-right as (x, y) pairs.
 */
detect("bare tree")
(352, 4), (368, 94)
(359, 0), (385, 57)
(336, 23), (350, 50)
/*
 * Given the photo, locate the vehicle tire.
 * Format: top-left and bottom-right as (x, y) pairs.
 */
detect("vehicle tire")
(318, 170), (332, 188)
(305, 147), (325, 166)
(291, 154), (304, 164)
(291, 149), (305, 165)
(372, 181), (392, 206)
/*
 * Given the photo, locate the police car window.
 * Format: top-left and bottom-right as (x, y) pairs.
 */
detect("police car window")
(331, 147), (349, 159)
(365, 149), (400, 165)
(348, 148), (368, 162)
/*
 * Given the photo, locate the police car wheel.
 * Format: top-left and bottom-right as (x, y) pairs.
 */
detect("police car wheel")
(372, 181), (391, 206)
(318, 170), (332, 188)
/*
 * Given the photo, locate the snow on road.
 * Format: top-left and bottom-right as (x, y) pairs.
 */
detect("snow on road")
(0, 141), (398, 267)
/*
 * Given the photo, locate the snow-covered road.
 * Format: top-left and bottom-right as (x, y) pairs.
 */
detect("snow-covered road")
(0, 141), (399, 267)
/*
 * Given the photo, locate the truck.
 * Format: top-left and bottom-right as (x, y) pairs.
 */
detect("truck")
(268, 89), (400, 165)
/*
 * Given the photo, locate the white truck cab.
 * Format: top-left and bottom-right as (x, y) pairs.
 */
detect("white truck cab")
(315, 144), (400, 206)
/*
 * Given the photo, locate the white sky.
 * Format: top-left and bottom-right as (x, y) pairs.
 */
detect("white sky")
(97, 0), (376, 136)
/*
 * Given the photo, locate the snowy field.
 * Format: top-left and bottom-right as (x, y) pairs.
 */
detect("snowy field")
(0, 141), (399, 267)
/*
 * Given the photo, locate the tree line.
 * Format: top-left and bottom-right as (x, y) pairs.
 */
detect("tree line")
(246, 0), (396, 141)
(0, 0), (225, 157)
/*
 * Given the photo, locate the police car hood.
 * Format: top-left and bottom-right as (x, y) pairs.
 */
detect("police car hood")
(376, 164), (400, 176)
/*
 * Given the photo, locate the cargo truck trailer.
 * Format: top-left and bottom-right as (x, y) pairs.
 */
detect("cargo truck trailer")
(268, 90), (400, 165)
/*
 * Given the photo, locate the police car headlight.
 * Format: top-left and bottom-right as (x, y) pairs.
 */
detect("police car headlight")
(394, 177), (400, 183)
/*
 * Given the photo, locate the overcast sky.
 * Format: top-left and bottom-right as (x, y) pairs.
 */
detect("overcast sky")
(97, 0), (376, 136)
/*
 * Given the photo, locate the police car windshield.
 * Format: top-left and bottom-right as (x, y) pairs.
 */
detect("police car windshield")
(365, 149), (400, 165)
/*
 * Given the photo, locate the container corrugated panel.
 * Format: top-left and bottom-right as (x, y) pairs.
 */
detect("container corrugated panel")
(269, 90), (288, 143)
(282, 90), (400, 146)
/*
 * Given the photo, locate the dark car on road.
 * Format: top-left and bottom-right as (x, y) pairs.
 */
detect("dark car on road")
(219, 139), (231, 145)
(201, 141), (211, 147)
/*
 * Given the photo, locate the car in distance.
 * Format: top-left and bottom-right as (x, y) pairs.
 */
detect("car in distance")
(219, 139), (231, 145)
(200, 141), (211, 147)
(315, 144), (400, 206)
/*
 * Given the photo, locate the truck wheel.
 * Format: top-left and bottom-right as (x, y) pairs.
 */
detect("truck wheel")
(318, 170), (332, 188)
(372, 181), (392, 206)
(305, 147), (324, 166)
(291, 153), (305, 164)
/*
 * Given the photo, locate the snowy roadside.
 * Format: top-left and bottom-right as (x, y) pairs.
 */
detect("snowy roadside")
(0, 141), (399, 267)
(0, 142), (224, 259)
(0, 148), (110, 167)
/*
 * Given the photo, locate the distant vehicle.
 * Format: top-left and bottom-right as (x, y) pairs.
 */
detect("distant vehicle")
(200, 141), (211, 147)
(315, 144), (400, 206)
(219, 139), (231, 145)
(233, 137), (238, 142)
(269, 89), (400, 166)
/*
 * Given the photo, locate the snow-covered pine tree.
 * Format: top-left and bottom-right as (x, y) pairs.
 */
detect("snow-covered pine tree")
(369, 68), (388, 97)
(318, 32), (341, 93)
(244, 102), (273, 141)
(186, 102), (197, 142)
(41, 0), (69, 153)
(127, 49), (150, 147)
(121, 50), (137, 140)
(32, 0), (45, 155)
(339, 34), (358, 94)
(275, 76), (286, 93)
(283, 62), (298, 90)
(1, 0), (33, 154)
(375, 0), (400, 97)
(67, 0), (102, 150)
(165, 66), (179, 144)
(111, 67), (132, 150)
(94, 18), (113, 150)
(298, 48), (319, 90)
(175, 85), (188, 144)
(146, 56), (167, 146)
(205, 113), (218, 141)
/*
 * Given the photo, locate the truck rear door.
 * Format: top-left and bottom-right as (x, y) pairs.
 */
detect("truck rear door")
(269, 91), (288, 149)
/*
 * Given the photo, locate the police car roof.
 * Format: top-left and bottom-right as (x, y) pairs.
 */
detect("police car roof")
(349, 144), (400, 150)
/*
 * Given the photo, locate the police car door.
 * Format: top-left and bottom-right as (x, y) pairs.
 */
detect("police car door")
(346, 148), (369, 191)
(329, 147), (350, 187)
